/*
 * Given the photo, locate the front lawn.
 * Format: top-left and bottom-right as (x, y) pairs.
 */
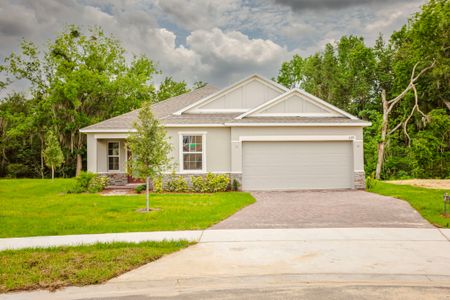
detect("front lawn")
(0, 179), (255, 238)
(369, 181), (449, 228)
(0, 240), (191, 292)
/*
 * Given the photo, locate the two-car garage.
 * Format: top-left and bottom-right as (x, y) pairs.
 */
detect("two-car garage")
(242, 141), (354, 191)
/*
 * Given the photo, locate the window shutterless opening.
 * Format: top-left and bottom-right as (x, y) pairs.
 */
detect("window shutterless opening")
(180, 134), (205, 172)
(107, 142), (120, 171)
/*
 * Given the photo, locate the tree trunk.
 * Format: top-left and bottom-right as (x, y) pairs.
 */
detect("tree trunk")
(146, 176), (150, 212)
(75, 133), (84, 176)
(40, 135), (45, 179)
(76, 153), (82, 176)
(374, 61), (435, 180)
(375, 90), (389, 180)
(51, 165), (54, 181)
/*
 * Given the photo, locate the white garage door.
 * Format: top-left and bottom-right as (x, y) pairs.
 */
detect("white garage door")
(242, 141), (353, 190)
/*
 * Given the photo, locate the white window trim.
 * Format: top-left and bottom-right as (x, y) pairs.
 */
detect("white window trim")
(107, 141), (121, 173)
(178, 132), (207, 174)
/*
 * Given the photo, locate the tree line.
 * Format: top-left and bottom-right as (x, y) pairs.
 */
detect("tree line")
(0, 26), (203, 178)
(276, 0), (449, 179)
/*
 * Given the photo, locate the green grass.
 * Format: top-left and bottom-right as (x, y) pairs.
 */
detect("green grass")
(369, 181), (450, 228)
(0, 240), (191, 292)
(0, 179), (255, 238)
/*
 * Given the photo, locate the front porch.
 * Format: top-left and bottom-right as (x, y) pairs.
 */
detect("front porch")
(86, 134), (131, 185)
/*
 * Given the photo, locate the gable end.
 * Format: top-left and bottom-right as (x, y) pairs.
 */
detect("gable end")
(173, 74), (288, 115)
(236, 89), (359, 120)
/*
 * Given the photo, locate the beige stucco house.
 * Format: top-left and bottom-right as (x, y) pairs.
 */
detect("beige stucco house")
(80, 74), (371, 190)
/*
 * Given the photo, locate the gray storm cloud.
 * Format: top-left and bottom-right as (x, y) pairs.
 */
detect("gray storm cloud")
(274, 0), (408, 10)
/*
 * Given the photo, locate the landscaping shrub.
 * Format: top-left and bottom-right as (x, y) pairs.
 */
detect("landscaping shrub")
(68, 172), (108, 193)
(191, 173), (230, 193)
(232, 178), (240, 191)
(191, 175), (208, 193)
(135, 184), (146, 194)
(87, 175), (109, 193)
(365, 172), (377, 190)
(205, 173), (229, 192)
(166, 173), (189, 192)
(152, 177), (163, 193)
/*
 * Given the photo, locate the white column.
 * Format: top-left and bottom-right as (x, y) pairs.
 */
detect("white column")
(86, 134), (97, 173)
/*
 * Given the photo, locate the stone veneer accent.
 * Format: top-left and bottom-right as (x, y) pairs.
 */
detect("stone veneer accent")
(353, 171), (366, 190)
(102, 172), (364, 191)
(160, 173), (242, 191)
(102, 172), (243, 191)
(100, 173), (128, 186)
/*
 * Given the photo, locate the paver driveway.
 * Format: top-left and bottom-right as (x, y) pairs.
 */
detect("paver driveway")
(213, 190), (431, 229)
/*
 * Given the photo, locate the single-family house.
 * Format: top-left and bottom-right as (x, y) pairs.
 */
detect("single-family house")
(80, 74), (371, 190)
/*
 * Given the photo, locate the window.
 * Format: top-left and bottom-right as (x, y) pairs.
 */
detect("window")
(108, 142), (120, 171)
(181, 135), (204, 171)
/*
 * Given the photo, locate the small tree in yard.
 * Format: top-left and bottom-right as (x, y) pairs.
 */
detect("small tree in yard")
(43, 130), (64, 180)
(127, 102), (171, 212)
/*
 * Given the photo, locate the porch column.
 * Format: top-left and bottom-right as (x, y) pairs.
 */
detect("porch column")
(86, 134), (97, 173)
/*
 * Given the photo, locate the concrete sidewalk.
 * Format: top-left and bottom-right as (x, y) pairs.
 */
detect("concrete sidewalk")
(0, 230), (203, 250)
(1, 228), (449, 250)
(2, 228), (450, 300)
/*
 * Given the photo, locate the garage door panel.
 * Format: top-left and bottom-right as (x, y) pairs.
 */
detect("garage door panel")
(242, 141), (353, 190)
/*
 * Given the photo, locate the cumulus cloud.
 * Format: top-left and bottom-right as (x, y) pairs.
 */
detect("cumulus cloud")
(186, 28), (289, 83)
(0, 0), (427, 91)
(154, 0), (241, 31)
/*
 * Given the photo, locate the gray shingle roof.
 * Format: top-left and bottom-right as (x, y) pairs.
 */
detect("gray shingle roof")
(81, 85), (369, 132)
(80, 85), (219, 131)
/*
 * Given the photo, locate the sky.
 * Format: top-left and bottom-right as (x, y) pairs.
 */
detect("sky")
(0, 0), (426, 89)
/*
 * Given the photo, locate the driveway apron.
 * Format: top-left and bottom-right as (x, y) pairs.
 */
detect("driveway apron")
(213, 190), (432, 229)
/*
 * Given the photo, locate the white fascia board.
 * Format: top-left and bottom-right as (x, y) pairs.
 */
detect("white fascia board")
(80, 128), (137, 133)
(187, 108), (248, 114)
(81, 121), (372, 133)
(166, 122), (371, 127)
(164, 124), (226, 127)
(251, 73), (290, 93)
(173, 74), (288, 116)
(225, 122), (372, 127)
(252, 113), (342, 117)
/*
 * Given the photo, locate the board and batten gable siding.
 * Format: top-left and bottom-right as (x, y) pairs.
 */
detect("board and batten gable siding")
(257, 94), (333, 114)
(187, 79), (283, 112)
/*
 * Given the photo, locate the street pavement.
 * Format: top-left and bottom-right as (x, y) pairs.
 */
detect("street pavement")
(2, 228), (450, 300)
